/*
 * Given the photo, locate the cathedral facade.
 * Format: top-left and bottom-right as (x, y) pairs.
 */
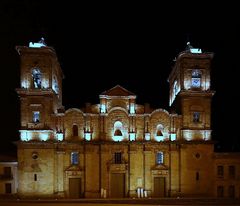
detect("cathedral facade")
(15, 40), (240, 198)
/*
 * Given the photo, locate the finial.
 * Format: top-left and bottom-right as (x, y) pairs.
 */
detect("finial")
(185, 42), (202, 54)
(39, 37), (46, 46)
(29, 37), (47, 48)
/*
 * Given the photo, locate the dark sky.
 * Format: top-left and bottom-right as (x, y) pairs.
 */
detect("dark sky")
(1, 1), (239, 153)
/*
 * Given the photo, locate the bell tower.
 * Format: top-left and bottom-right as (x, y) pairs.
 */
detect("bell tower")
(16, 38), (64, 141)
(168, 42), (215, 141)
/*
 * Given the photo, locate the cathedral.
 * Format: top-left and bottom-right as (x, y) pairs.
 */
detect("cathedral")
(14, 39), (240, 198)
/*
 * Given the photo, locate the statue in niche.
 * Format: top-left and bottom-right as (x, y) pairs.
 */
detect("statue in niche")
(32, 68), (42, 88)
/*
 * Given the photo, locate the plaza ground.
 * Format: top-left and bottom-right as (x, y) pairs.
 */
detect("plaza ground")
(0, 198), (240, 206)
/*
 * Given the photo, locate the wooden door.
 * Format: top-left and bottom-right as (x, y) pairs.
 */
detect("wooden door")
(110, 173), (125, 198)
(153, 177), (165, 197)
(69, 178), (81, 198)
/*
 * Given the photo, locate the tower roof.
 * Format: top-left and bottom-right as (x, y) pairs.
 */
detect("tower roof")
(100, 85), (135, 97)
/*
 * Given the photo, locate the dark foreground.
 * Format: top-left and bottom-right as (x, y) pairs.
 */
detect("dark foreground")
(0, 198), (240, 206)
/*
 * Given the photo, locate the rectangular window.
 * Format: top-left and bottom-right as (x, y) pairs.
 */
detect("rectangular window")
(5, 183), (11, 194)
(129, 103), (135, 114)
(192, 77), (201, 88)
(196, 172), (200, 181)
(217, 165), (224, 177)
(4, 167), (11, 178)
(100, 104), (106, 113)
(71, 152), (79, 165)
(193, 112), (200, 123)
(34, 174), (37, 181)
(229, 166), (235, 179)
(228, 185), (235, 198)
(217, 186), (224, 197)
(114, 152), (122, 164)
(156, 152), (163, 165)
(33, 111), (40, 123)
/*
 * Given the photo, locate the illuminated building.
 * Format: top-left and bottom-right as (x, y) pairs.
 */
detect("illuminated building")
(15, 39), (240, 198)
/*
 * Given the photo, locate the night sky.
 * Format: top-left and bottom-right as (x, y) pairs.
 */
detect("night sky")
(1, 1), (239, 154)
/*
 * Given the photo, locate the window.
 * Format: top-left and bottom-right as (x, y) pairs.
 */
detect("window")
(34, 174), (37, 181)
(52, 76), (59, 94)
(4, 167), (11, 178)
(114, 129), (122, 136)
(5, 183), (11, 194)
(129, 103), (135, 114)
(191, 69), (201, 88)
(156, 130), (163, 136)
(113, 121), (123, 141)
(114, 152), (122, 164)
(33, 111), (40, 123)
(173, 80), (179, 97)
(32, 68), (42, 88)
(217, 166), (224, 177)
(84, 132), (91, 141)
(228, 185), (235, 198)
(100, 104), (106, 113)
(196, 172), (200, 181)
(217, 186), (224, 197)
(193, 112), (200, 123)
(229, 166), (235, 179)
(71, 152), (79, 165)
(145, 132), (150, 141)
(155, 124), (164, 141)
(156, 152), (163, 164)
(129, 132), (136, 141)
(72, 125), (78, 136)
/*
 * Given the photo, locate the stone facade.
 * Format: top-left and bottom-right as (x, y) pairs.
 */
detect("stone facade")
(15, 41), (240, 198)
(0, 155), (18, 195)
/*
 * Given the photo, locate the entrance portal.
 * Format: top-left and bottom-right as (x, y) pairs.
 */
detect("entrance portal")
(69, 178), (81, 198)
(153, 177), (165, 197)
(110, 173), (125, 197)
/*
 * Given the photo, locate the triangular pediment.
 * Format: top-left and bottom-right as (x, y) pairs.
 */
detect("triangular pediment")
(100, 85), (135, 97)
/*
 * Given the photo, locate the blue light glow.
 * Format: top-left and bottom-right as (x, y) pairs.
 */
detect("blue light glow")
(29, 38), (46, 48)
(39, 133), (48, 141)
(155, 135), (164, 142)
(145, 133), (150, 141)
(190, 48), (202, 53)
(71, 152), (79, 165)
(100, 104), (106, 113)
(85, 132), (91, 141)
(33, 111), (40, 123)
(170, 133), (176, 141)
(112, 121), (124, 141)
(129, 133), (136, 141)
(130, 103), (135, 114)
(21, 80), (30, 89)
(156, 152), (164, 164)
(56, 133), (63, 141)
(20, 131), (31, 141)
(112, 135), (124, 142)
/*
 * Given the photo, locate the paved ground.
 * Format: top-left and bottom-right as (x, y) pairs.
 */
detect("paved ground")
(0, 198), (240, 206)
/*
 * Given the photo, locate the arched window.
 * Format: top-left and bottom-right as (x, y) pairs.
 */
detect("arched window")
(113, 121), (123, 141)
(155, 124), (164, 142)
(32, 68), (42, 88)
(72, 125), (78, 137)
(114, 129), (122, 136)
(191, 69), (201, 88)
